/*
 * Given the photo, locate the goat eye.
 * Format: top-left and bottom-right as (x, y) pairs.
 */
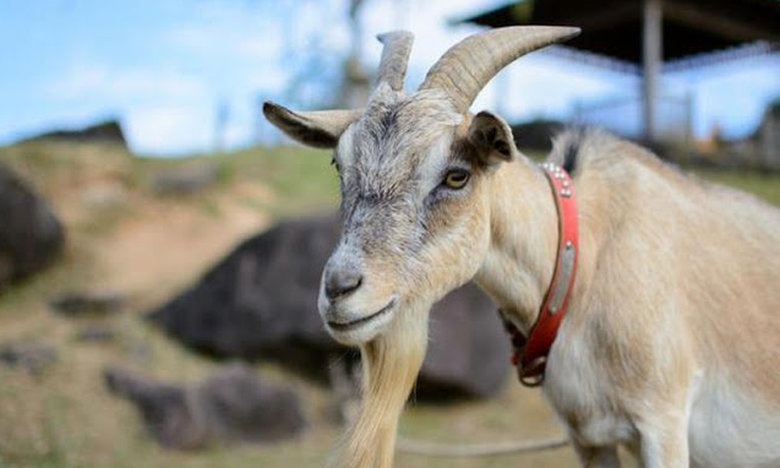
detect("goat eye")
(443, 169), (470, 189)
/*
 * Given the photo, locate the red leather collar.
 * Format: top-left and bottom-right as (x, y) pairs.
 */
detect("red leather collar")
(501, 163), (579, 387)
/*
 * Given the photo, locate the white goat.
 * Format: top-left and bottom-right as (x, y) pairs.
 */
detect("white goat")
(264, 27), (780, 468)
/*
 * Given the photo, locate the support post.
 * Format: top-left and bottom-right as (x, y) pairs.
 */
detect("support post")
(642, 0), (662, 142)
(685, 91), (694, 148)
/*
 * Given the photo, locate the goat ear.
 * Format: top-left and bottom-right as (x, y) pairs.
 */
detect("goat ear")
(467, 110), (518, 165)
(263, 101), (362, 149)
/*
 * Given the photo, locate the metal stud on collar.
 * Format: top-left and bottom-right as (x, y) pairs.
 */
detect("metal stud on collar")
(514, 161), (579, 388)
(541, 163), (573, 197)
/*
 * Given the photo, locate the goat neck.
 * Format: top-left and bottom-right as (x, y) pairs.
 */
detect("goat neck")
(475, 159), (564, 334)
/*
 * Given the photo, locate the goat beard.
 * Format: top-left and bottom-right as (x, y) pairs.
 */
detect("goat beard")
(329, 305), (430, 468)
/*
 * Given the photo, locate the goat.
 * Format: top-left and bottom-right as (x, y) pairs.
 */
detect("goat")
(264, 27), (780, 468)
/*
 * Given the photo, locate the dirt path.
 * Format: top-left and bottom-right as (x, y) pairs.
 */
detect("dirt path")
(92, 185), (270, 302)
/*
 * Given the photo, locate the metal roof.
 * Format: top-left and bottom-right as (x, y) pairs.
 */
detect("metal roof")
(457, 0), (780, 70)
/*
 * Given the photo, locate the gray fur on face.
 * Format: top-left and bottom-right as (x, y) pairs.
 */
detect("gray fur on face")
(333, 86), (465, 263)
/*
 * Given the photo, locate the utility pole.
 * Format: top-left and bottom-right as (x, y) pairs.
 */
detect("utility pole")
(642, 0), (662, 142)
(214, 99), (229, 153)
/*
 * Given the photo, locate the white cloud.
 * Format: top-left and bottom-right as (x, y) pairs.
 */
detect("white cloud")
(126, 98), (258, 155)
(165, 22), (284, 62)
(46, 63), (207, 101)
(361, 0), (487, 88)
(126, 104), (212, 154)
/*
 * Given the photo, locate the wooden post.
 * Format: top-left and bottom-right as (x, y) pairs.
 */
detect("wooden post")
(685, 91), (694, 148)
(642, 0), (662, 141)
(214, 99), (229, 153)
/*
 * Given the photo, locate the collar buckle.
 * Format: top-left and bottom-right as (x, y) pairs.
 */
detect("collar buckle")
(518, 356), (546, 387)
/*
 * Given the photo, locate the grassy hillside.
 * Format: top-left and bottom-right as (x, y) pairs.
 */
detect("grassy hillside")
(0, 140), (777, 467)
(0, 141), (345, 468)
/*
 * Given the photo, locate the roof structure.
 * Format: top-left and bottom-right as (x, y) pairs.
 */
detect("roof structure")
(458, 0), (780, 72)
(456, 0), (780, 140)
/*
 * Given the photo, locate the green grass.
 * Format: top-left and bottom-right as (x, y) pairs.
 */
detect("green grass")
(0, 141), (339, 216)
(216, 145), (340, 215)
(693, 168), (780, 206)
(131, 144), (340, 215)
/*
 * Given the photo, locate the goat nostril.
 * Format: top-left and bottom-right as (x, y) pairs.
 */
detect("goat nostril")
(325, 269), (363, 300)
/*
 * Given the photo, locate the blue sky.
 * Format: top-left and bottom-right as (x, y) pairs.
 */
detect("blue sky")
(0, 0), (778, 154)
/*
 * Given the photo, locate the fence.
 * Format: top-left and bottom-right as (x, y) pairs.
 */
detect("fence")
(573, 93), (694, 144)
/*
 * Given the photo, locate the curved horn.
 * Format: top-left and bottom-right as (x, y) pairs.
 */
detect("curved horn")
(375, 31), (414, 91)
(419, 26), (580, 112)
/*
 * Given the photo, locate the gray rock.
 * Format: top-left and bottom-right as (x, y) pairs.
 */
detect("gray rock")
(104, 366), (201, 449)
(49, 290), (124, 317)
(195, 364), (306, 444)
(0, 342), (58, 375)
(149, 215), (344, 372)
(149, 214), (510, 399)
(0, 164), (64, 288)
(419, 283), (511, 399)
(104, 363), (305, 449)
(75, 325), (117, 343)
(150, 162), (220, 195)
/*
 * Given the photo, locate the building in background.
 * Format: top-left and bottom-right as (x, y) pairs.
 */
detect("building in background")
(457, 0), (780, 145)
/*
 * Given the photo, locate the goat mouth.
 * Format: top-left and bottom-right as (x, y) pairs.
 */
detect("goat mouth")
(327, 299), (396, 332)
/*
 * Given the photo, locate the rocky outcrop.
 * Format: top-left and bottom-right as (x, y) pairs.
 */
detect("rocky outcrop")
(149, 214), (510, 399)
(0, 164), (64, 288)
(419, 283), (512, 398)
(0, 342), (58, 376)
(49, 290), (125, 317)
(104, 363), (305, 449)
(18, 120), (127, 147)
(150, 162), (221, 195)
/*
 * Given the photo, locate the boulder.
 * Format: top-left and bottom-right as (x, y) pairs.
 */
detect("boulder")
(0, 164), (64, 288)
(150, 162), (221, 195)
(74, 325), (117, 343)
(149, 215), (344, 370)
(419, 284), (511, 399)
(0, 342), (58, 376)
(104, 363), (305, 449)
(105, 366), (198, 448)
(197, 363), (305, 443)
(49, 290), (125, 317)
(149, 214), (510, 399)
